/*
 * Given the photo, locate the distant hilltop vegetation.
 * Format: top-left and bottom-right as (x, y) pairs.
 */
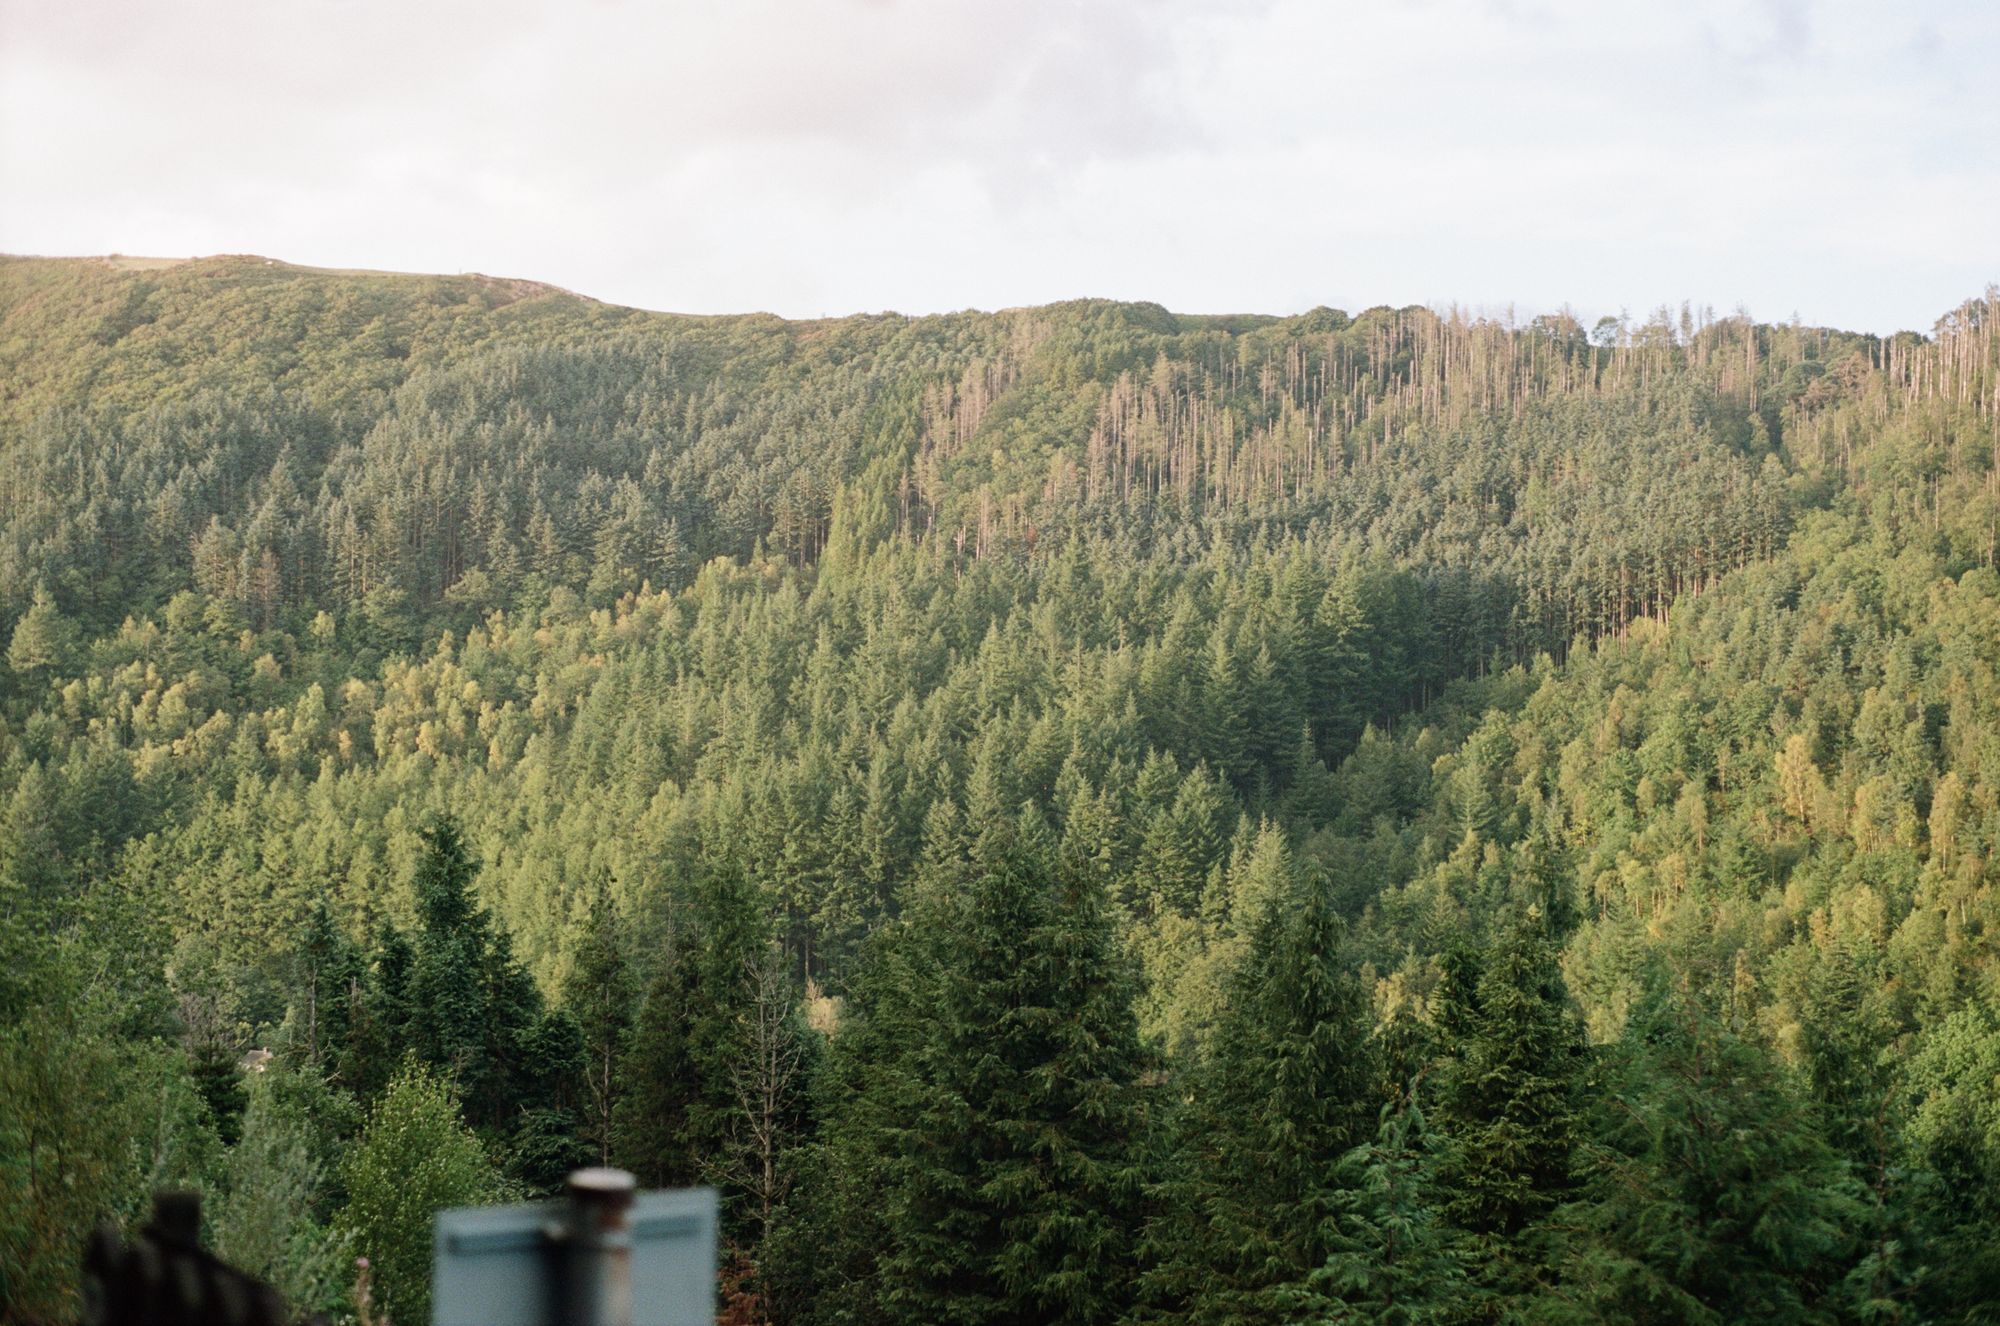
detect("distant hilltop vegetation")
(2, 254), (1998, 1323)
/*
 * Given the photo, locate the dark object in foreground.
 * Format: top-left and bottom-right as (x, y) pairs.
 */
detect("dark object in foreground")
(82, 1191), (292, 1326)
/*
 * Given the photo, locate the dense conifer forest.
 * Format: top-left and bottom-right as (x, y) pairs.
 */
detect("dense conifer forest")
(3, 254), (1998, 1324)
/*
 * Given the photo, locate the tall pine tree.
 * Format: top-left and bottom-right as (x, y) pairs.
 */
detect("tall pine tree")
(1310, 1089), (1474, 1326)
(1429, 910), (1590, 1317)
(802, 805), (1152, 1326)
(397, 818), (547, 1138)
(563, 874), (635, 1166)
(613, 862), (765, 1196)
(1543, 990), (1860, 1325)
(1137, 858), (1379, 1324)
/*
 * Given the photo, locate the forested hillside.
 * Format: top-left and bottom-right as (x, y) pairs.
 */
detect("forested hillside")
(3, 254), (1998, 1324)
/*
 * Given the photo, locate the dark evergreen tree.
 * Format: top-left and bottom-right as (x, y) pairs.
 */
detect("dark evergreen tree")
(287, 897), (359, 1073)
(341, 922), (414, 1103)
(562, 875), (636, 1165)
(409, 818), (490, 1079)
(508, 1005), (591, 1194)
(1137, 860), (1378, 1323)
(190, 1037), (249, 1148)
(613, 864), (764, 1195)
(1429, 910), (1589, 1317)
(614, 951), (701, 1188)
(763, 924), (919, 1326)
(1543, 991), (1861, 1325)
(389, 818), (549, 1142)
(799, 807), (1151, 1326)
(1309, 1090), (1474, 1325)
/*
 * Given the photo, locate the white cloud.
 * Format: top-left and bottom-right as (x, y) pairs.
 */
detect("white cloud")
(1, 0), (1993, 331)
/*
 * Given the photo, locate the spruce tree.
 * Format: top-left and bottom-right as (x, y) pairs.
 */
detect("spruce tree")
(563, 875), (635, 1165)
(409, 818), (489, 1081)
(1138, 859), (1378, 1324)
(401, 817), (546, 1133)
(614, 950), (702, 1187)
(822, 806), (1151, 1326)
(189, 1037), (249, 1148)
(1434, 917), (1587, 1243)
(1430, 912), (1589, 1315)
(1310, 1091), (1474, 1325)
(1544, 992), (1860, 1324)
(613, 863), (764, 1194)
(287, 898), (359, 1073)
(474, 924), (546, 1129)
(763, 919), (920, 1326)
(4, 587), (80, 687)
(508, 1004), (591, 1194)
(341, 922), (413, 1103)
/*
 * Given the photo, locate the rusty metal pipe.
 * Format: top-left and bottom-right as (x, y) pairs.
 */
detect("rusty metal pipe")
(562, 1167), (637, 1326)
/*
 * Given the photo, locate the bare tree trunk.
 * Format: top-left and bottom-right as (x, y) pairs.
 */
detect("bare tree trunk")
(713, 947), (808, 1252)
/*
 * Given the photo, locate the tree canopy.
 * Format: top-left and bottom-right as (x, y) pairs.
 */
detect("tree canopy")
(3, 257), (1998, 1324)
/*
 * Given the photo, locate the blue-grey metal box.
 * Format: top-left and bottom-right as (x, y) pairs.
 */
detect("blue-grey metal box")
(432, 1188), (718, 1326)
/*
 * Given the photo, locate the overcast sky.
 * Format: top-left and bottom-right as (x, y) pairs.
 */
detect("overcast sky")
(2, 0), (1993, 333)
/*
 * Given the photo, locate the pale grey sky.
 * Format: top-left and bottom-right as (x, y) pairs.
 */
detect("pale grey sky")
(2, 0), (1993, 332)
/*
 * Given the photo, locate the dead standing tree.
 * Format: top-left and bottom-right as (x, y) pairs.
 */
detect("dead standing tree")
(709, 947), (810, 1251)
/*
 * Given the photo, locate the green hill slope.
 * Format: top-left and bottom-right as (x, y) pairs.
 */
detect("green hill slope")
(3, 257), (1997, 1322)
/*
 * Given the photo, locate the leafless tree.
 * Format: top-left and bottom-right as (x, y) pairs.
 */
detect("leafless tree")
(711, 945), (810, 1247)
